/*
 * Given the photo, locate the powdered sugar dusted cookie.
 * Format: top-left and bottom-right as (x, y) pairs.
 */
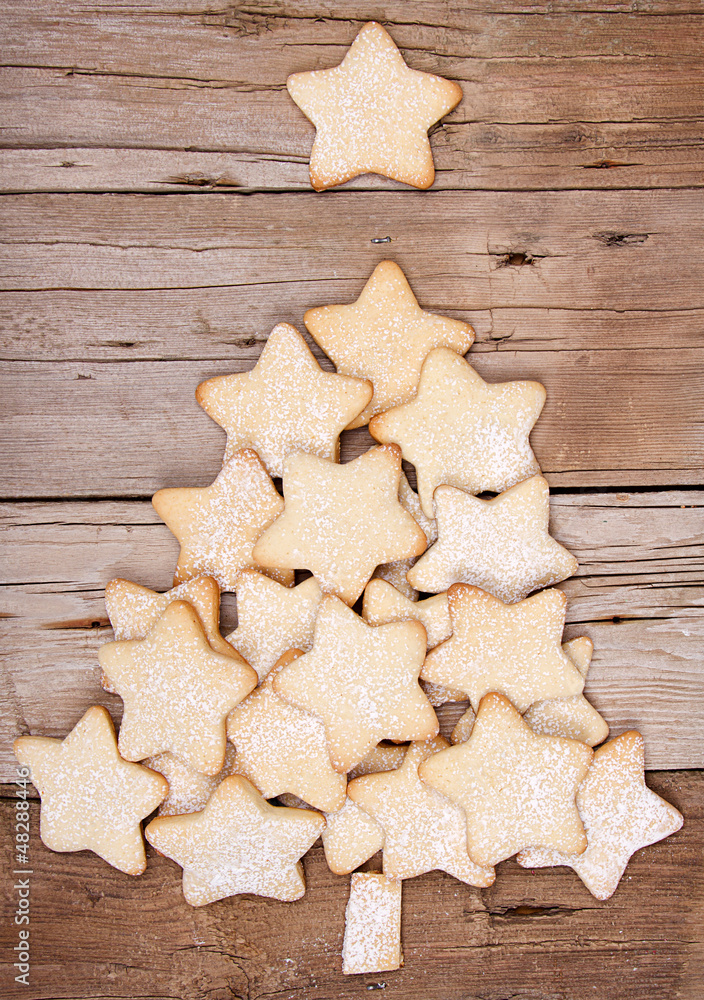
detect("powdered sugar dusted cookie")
(226, 570), (322, 682)
(14, 706), (167, 875)
(305, 262), (473, 427)
(363, 579), (451, 650)
(342, 872), (403, 975)
(227, 649), (346, 812)
(145, 776), (324, 905)
(408, 476), (578, 602)
(419, 693), (593, 867)
(102, 575), (244, 693)
(518, 731), (683, 899)
(105, 576), (233, 653)
(322, 743), (406, 876)
(349, 743), (408, 779)
(421, 585), (584, 714)
(370, 348), (545, 518)
(98, 600), (257, 775)
(373, 472), (438, 601)
(322, 798), (385, 876)
(195, 322), (372, 475)
(152, 449), (293, 591)
(524, 636), (609, 747)
(272, 595), (438, 773)
(144, 743), (241, 817)
(349, 737), (494, 886)
(253, 445), (427, 606)
(287, 22), (463, 191)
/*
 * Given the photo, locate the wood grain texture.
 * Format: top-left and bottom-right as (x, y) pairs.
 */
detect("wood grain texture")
(3, 125), (704, 194)
(3, 191), (702, 310)
(0, 770), (701, 1000)
(2, 288), (703, 360)
(2, 492), (702, 777)
(1, 189), (703, 496)
(1, 3), (703, 192)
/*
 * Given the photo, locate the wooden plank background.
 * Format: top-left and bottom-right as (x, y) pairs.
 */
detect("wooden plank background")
(1, 2), (702, 998)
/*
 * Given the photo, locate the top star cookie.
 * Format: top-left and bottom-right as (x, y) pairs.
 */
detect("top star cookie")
(287, 21), (463, 190)
(370, 348), (546, 517)
(305, 262), (474, 428)
(195, 323), (372, 476)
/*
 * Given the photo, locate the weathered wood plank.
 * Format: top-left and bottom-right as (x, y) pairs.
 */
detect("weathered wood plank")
(2, 493), (702, 776)
(6, 2), (704, 71)
(2, 192), (703, 316)
(4, 0), (704, 196)
(2, 3), (703, 194)
(1, 67), (702, 192)
(2, 287), (702, 361)
(4, 121), (703, 194)
(2, 347), (703, 497)
(0, 771), (701, 1000)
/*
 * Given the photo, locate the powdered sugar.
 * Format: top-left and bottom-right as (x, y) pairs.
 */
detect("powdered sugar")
(14, 706), (167, 875)
(287, 22), (462, 191)
(98, 600), (256, 774)
(152, 449), (293, 591)
(342, 872), (403, 975)
(305, 261), (473, 426)
(273, 595), (438, 772)
(419, 693), (593, 868)
(145, 776), (324, 904)
(253, 446), (427, 605)
(349, 738), (494, 885)
(408, 476), (578, 602)
(196, 323), (371, 476)
(517, 731), (683, 899)
(226, 571), (321, 682)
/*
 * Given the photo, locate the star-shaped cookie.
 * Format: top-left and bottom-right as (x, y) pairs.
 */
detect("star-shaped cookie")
(195, 322), (372, 475)
(524, 636), (609, 747)
(14, 706), (167, 875)
(102, 575), (244, 693)
(408, 476), (578, 602)
(419, 693), (593, 867)
(227, 649), (347, 812)
(370, 348), (546, 517)
(421, 585), (584, 714)
(145, 776), (324, 905)
(518, 731), (683, 899)
(305, 262), (474, 427)
(348, 738), (494, 885)
(272, 595), (438, 772)
(287, 22), (463, 190)
(362, 579), (462, 706)
(98, 600), (257, 774)
(152, 449), (293, 591)
(225, 570), (322, 682)
(253, 445), (427, 606)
